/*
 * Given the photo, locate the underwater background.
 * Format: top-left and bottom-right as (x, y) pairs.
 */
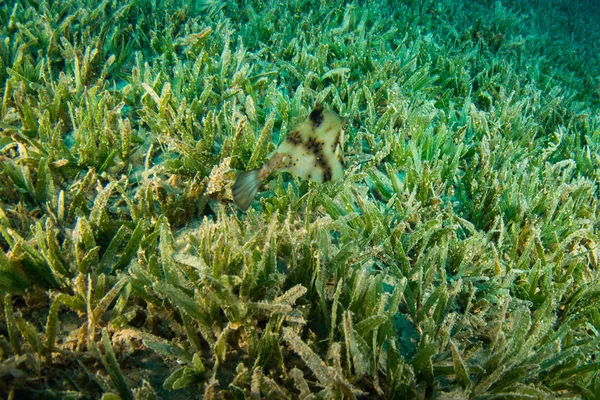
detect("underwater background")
(0, 0), (599, 398)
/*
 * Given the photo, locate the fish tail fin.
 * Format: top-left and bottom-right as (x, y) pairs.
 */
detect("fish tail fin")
(233, 169), (262, 211)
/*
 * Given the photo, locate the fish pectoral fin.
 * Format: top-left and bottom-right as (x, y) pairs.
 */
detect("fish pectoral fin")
(334, 142), (345, 164)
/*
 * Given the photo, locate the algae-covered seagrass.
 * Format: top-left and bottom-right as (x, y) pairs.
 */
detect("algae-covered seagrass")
(0, 0), (599, 398)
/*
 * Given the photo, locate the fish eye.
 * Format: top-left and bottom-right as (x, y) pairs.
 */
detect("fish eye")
(342, 118), (352, 130)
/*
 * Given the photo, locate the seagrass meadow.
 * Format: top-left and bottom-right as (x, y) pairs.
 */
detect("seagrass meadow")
(1, 0), (600, 398)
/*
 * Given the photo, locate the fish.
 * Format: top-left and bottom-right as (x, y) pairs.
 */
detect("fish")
(233, 103), (346, 211)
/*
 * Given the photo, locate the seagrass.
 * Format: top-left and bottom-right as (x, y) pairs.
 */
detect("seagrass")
(0, 0), (599, 398)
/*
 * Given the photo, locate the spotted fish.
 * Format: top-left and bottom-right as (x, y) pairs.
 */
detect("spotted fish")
(233, 103), (346, 211)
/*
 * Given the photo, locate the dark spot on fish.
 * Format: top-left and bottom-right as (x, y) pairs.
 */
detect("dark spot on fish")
(306, 137), (324, 153)
(286, 130), (302, 145)
(323, 167), (332, 182)
(305, 135), (330, 178)
(333, 131), (341, 150)
(310, 105), (324, 127)
(305, 137), (319, 152)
